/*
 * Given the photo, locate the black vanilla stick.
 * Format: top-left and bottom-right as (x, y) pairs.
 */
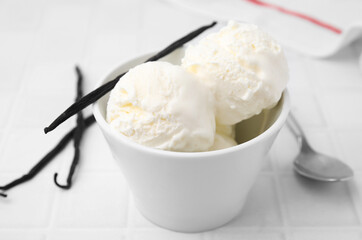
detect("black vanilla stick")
(44, 21), (217, 134)
(54, 66), (86, 189)
(0, 115), (95, 197)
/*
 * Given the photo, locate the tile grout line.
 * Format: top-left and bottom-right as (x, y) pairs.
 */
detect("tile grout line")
(307, 49), (362, 228)
(45, 1), (103, 238)
(124, 193), (134, 238)
(0, 0), (54, 238)
(78, 0), (101, 67)
(300, 56), (329, 129)
(346, 177), (362, 227)
(271, 51), (319, 239)
(0, 57), (36, 165)
(335, 40), (362, 228)
(23, 1), (62, 238)
(2, 225), (362, 232)
(269, 149), (292, 240)
(0, 1), (46, 172)
(329, 127), (362, 227)
(135, 0), (144, 56)
(45, 186), (59, 238)
(268, 52), (313, 240)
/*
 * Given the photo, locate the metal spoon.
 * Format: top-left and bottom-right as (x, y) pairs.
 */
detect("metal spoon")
(286, 112), (354, 182)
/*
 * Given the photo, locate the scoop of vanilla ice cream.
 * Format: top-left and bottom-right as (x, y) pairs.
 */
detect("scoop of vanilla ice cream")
(182, 20), (288, 125)
(209, 134), (237, 151)
(209, 123), (237, 151)
(106, 61), (215, 152)
(215, 123), (235, 139)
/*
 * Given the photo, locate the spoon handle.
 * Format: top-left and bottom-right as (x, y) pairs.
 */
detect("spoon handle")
(286, 112), (313, 152)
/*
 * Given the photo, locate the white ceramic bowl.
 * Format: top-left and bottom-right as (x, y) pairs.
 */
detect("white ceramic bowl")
(93, 50), (290, 233)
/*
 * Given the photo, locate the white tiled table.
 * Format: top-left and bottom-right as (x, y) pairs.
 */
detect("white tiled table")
(1, 0), (362, 239)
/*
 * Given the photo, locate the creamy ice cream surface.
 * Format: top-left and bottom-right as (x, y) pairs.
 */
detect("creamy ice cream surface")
(106, 20), (288, 152)
(106, 61), (215, 152)
(209, 133), (237, 151)
(182, 20), (289, 125)
(215, 123), (235, 139)
(209, 124), (237, 151)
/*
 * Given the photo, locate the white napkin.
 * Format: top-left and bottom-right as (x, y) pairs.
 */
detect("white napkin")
(168, 0), (362, 64)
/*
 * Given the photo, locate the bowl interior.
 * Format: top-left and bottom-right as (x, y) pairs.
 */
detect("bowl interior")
(235, 100), (283, 144)
(95, 49), (285, 147)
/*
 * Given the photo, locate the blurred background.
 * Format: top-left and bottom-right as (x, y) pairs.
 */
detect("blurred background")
(0, 0), (362, 239)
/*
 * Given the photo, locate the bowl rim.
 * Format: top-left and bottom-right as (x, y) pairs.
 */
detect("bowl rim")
(93, 53), (290, 158)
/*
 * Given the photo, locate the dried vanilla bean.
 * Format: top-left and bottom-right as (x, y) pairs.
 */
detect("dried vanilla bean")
(44, 21), (217, 134)
(54, 66), (86, 189)
(0, 114), (95, 197)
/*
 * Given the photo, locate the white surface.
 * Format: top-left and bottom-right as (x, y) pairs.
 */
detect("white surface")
(0, 0), (362, 239)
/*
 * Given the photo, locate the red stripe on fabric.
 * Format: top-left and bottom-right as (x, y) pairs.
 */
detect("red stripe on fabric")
(245, 0), (342, 34)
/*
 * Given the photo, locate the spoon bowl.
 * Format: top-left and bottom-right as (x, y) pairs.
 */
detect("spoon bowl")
(287, 112), (353, 182)
(294, 150), (354, 182)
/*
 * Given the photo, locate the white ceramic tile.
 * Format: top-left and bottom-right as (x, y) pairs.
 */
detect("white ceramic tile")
(0, 32), (35, 90)
(53, 172), (129, 228)
(305, 129), (339, 156)
(353, 175), (362, 224)
(40, 2), (93, 35)
(291, 230), (361, 240)
(0, 172), (55, 227)
(270, 126), (299, 172)
(302, 128), (339, 157)
(47, 230), (126, 240)
(335, 129), (362, 171)
(30, 0), (93, 65)
(138, 1), (211, 53)
(81, 61), (117, 93)
(225, 175), (282, 227)
(289, 92), (326, 127)
(91, 0), (141, 35)
(0, 64), (24, 91)
(0, 65), (25, 91)
(0, 3), (11, 32)
(10, 92), (74, 128)
(0, 91), (17, 128)
(318, 88), (362, 129)
(0, 127), (70, 172)
(284, 50), (311, 91)
(86, 34), (139, 67)
(22, 63), (79, 94)
(127, 196), (159, 229)
(0, 0), (45, 33)
(77, 127), (119, 172)
(0, 32), (35, 63)
(28, 31), (87, 65)
(208, 229), (284, 240)
(128, 229), (204, 240)
(0, 130), (4, 144)
(0, 232), (45, 240)
(280, 174), (359, 226)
